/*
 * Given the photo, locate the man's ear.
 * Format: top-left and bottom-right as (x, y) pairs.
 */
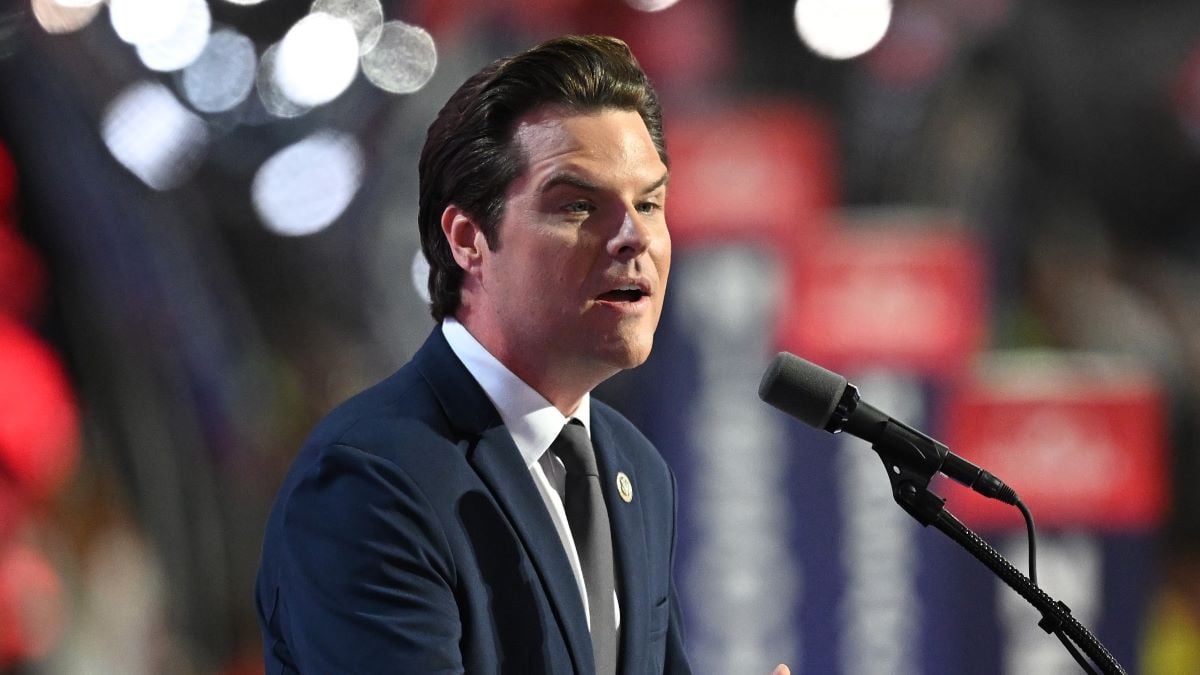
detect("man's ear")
(441, 205), (487, 272)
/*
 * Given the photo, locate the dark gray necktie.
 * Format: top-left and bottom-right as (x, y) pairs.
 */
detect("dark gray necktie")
(552, 419), (618, 675)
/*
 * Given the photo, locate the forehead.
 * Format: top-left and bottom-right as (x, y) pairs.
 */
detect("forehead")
(509, 106), (666, 183)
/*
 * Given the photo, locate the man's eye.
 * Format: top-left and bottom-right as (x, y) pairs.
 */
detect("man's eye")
(564, 200), (595, 214)
(637, 201), (661, 215)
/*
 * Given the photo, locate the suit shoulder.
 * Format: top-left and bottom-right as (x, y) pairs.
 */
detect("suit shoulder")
(591, 398), (648, 439)
(592, 398), (670, 472)
(300, 363), (461, 466)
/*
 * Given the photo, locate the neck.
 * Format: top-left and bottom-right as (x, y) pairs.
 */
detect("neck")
(453, 311), (603, 416)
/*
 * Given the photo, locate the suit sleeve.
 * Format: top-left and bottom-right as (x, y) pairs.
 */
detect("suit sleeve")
(663, 466), (694, 675)
(275, 442), (463, 674)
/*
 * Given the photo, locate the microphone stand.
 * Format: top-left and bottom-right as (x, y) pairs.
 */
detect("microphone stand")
(878, 447), (1127, 674)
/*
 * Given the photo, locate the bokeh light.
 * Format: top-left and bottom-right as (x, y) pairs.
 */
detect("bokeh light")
(0, 544), (65, 665)
(794, 0), (892, 60)
(0, 317), (79, 501)
(101, 81), (209, 190)
(411, 249), (431, 304)
(31, 0), (102, 34)
(625, 0), (684, 12)
(180, 28), (256, 113)
(312, 0), (384, 52)
(274, 13), (360, 107)
(256, 43), (310, 119)
(218, 0), (268, 5)
(109, 0), (189, 46)
(360, 21), (437, 95)
(251, 132), (364, 236)
(135, 0), (211, 73)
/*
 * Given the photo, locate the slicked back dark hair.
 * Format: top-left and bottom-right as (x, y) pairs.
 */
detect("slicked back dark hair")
(417, 35), (668, 321)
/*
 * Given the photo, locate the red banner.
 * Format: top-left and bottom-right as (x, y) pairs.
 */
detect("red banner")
(940, 353), (1167, 530)
(778, 219), (986, 376)
(663, 100), (836, 248)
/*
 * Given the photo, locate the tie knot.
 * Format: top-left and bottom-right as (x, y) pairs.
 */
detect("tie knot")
(552, 419), (597, 476)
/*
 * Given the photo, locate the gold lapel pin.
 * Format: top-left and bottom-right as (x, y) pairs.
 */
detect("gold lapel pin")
(616, 471), (633, 503)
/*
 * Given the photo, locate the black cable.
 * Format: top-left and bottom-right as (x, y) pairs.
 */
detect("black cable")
(1015, 497), (1037, 586)
(931, 509), (1126, 673)
(1055, 629), (1100, 675)
(1008, 494), (1108, 672)
(1014, 497), (1100, 673)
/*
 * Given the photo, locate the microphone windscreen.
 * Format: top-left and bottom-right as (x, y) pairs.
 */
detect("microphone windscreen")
(757, 352), (847, 429)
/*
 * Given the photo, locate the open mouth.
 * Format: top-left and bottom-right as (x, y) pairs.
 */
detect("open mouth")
(597, 288), (647, 303)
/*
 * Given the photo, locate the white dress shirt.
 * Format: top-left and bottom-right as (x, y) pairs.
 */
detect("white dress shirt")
(442, 318), (619, 630)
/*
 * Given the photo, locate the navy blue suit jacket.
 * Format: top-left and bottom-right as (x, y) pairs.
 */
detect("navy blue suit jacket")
(257, 327), (692, 674)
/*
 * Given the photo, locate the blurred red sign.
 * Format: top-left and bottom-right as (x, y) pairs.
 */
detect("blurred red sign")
(940, 353), (1167, 530)
(778, 219), (986, 376)
(664, 100), (836, 248)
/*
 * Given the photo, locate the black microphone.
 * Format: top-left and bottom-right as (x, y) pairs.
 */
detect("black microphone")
(758, 352), (1017, 505)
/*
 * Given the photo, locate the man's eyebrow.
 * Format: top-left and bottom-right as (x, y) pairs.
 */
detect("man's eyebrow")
(641, 171), (670, 194)
(538, 172), (600, 194)
(537, 170), (670, 195)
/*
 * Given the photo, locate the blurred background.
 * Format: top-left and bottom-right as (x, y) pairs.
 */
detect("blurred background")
(1, 0), (1199, 672)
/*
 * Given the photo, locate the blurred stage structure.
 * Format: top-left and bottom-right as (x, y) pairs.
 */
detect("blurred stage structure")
(2, 0), (1200, 673)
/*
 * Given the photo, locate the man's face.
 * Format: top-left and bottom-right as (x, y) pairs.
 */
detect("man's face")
(473, 106), (671, 389)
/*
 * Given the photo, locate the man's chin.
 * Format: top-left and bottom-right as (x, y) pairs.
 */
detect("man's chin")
(599, 334), (654, 372)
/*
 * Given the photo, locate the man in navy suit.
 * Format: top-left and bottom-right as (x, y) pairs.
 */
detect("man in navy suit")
(256, 35), (693, 674)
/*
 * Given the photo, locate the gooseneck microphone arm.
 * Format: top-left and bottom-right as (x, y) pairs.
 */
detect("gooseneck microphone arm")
(925, 502), (1119, 674)
(759, 352), (1126, 675)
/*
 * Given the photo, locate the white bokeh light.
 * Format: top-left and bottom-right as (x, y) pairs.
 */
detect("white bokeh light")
(110, 0), (189, 46)
(625, 0), (683, 12)
(180, 28), (257, 113)
(102, 81), (209, 190)
(312, 0), (384, 52)
(411, 249), (431, 304)
(33, 0), (102, 34)
(252, 132), (364, 236)
(256, 44), (311, 119)
(794, 0), (892, 60)
(135, 0), (211, 72)
(360, 21), (437, 95)
(219, 0), (268, 5)
(275, 13), (360, 107)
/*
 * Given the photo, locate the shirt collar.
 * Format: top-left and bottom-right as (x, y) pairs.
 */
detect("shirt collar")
(442, 317), (591, 469)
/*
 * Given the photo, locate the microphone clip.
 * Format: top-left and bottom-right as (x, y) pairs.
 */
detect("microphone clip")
(871, 418), (952, 525)
(824, 385), (953, 523)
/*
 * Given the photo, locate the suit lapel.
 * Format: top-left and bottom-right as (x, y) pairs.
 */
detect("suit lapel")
(413, 329), (594, 674)
(591, 411), (651, 675)
(470, 427), (595, 673)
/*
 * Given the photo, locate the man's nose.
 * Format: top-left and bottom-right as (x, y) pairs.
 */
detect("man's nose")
(607, 209), (653, 260)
